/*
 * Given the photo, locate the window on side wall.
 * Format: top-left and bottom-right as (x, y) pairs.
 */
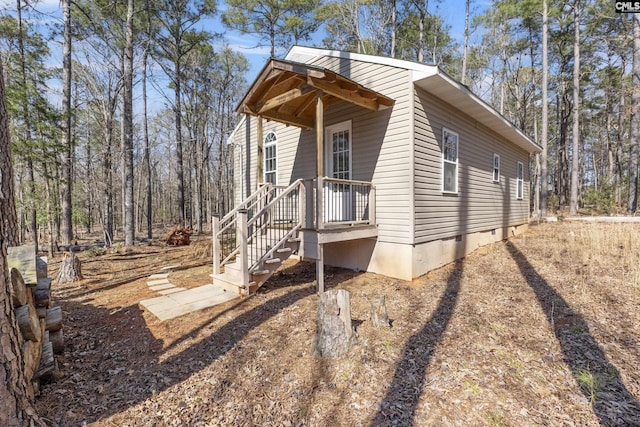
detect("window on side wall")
(264, 131), (277, 185)
(442, 128), (459, 193)
(516, 161), (524, 200)
(492, 154), (500, 182)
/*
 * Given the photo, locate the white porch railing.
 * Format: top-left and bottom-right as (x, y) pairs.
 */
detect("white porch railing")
(307, 177), (376, 229)
(212, 179), (304, 284)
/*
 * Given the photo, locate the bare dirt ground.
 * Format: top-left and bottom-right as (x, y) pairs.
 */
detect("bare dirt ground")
(34, 222), (640, 426)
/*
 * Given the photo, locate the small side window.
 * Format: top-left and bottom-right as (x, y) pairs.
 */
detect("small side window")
(264, 132), (277, 184)
(442, 128), (459, 193)
(492, 154), (500, 182)
(516, 161), (524, 200)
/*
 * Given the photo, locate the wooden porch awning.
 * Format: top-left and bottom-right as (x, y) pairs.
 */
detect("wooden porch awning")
(236, 59), (394, 129)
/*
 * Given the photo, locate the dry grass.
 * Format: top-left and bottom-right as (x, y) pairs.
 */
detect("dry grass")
(35, 222), (640, 426)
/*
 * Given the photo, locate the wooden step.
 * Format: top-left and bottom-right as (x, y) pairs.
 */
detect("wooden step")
(277, 247), (292, 254)
(264, 258), (281, 265)
(211, 274), (254, 296)
(251, 269), (270, 276)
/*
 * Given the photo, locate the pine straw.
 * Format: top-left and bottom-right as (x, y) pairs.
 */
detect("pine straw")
(35, 222), (640, 426)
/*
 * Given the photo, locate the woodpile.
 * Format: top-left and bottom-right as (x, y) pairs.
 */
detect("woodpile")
(8, 245), (65, 398)
(166, 225), (192, 246)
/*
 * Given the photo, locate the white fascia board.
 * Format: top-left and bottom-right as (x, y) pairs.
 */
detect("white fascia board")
(286, 45), (439, 75)
(226, 115), (246, 145)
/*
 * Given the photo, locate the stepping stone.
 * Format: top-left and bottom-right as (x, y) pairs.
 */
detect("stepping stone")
(147, 278), (171, 287)
(149, 273), (169, 280)
(150, 283), (176, 291)
(140, 285), (238, 321)
(159, 287), (186, 295)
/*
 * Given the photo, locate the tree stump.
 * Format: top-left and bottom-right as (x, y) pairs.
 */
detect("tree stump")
(57, 252), (82, 283)
(371, 295), (391, 328)
(314, 289), (354, 358)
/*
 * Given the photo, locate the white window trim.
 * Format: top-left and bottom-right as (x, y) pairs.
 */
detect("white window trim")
(492, 153), (501, 183)
(441, 127), (459, 194)
(516, 161), (524, 200)
(264, 131), (278, 185)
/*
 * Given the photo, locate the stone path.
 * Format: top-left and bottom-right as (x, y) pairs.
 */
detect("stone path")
(139, 266), (238, 322)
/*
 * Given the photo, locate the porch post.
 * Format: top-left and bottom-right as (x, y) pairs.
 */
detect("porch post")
(316, 243), (324, 294)
(256, 116), (264, 187)
(368, 186), (376, 225)
(212, 214), (220, 275)
(316, 91), (323, 178)
(315, 91), (324, 231)
(315, 90), (325, 293)
(237, 209), (250, 293)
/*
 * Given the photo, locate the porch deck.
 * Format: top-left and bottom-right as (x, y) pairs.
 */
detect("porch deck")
(212, 177), (377, 295)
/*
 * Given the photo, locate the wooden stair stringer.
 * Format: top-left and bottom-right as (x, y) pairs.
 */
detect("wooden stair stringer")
(212, 233), (300, 296)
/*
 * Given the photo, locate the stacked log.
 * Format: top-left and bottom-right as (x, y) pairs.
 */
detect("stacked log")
(8, 246), (65, 398)
(165, 225), (192, 246)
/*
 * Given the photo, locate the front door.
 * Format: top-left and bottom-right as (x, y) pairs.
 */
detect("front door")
(324, 121), (352, 222)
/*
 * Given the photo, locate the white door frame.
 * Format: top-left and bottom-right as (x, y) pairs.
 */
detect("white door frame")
(324, 120), (353, 222)
(324, 120), (352, 180)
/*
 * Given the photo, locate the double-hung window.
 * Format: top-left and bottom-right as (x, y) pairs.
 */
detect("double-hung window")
(492, 154), (500, 182)
(516, 161), (524, 199)
(442, 128), (459, 193)
(264, 132), (277, 184)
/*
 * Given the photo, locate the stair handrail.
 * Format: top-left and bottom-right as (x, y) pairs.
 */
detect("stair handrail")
(214, 180), (304, 274)
(217, 184), (272, 235)
(246, 179), (304, 229)
(245, 179), (304, 272)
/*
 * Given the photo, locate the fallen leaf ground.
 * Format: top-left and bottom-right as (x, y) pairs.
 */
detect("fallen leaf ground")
(35, 222), (640, 426)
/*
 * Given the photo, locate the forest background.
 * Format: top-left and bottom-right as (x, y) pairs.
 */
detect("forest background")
(0, 0), (638, 250)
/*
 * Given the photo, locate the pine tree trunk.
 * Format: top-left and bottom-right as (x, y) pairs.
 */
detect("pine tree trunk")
(569, 0), (580, 215)
(143, 0), (152, 240)
(0, 56), (42, 427)
(629, 14), (640, 213)
(122, 0), (135, 246)
(541, 0), (549, 216)
(60, 0), (73, 245)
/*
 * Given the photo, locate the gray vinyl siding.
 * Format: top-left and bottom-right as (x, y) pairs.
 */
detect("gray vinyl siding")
(413, 86), (531, 244)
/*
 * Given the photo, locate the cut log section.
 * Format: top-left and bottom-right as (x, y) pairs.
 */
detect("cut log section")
(34, 288), (50, 307)
(37, 277), (51, 291)
(22, 338), (43, 382)
(10, 267), (28, 306)
(314, 289), (355, 358)
(16, 303), (42, 342)
(45, 306), (62, 332)
(33, 340), (55, 380)
(50, 329), (64, 355)
(36, 256), (48, 279)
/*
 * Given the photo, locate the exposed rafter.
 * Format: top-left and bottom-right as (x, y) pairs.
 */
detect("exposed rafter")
(237, 58), (394, 129)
